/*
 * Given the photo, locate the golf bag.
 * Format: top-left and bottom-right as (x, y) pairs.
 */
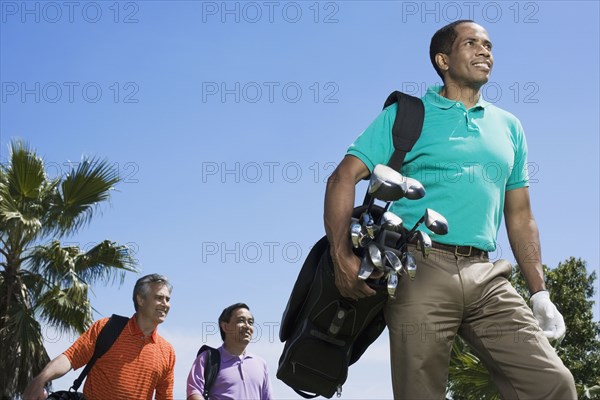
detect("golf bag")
(276, 91), (425, 398)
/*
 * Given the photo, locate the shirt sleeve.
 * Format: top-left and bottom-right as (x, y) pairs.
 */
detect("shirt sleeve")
(346, 104), (396, 173)
(261, 360), (273, 400)
(186, 352), (207, 398)
(63, 318), (109, 370)
(506, 118), (529, 191)
(155, 343), (176, 400)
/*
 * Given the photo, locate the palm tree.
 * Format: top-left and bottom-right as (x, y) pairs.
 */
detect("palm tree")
(0, 140), (138, 399)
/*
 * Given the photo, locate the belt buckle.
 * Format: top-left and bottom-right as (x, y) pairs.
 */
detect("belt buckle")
(454, 246), (472, 257)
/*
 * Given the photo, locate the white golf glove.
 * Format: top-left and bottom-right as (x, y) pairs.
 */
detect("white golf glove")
(530, 290), (566, 341)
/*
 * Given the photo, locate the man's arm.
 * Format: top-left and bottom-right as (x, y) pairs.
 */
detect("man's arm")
(23, 354), (72, 400)
(504, 187), (545, 294)
(504, 187), (565, 340)
(186, 353), (206, 400)
(261, 360), (273, 400)
(324, 155), (375, 299)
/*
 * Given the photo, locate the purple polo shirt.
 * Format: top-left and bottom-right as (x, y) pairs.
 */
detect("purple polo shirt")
(186, 345), (272, 400)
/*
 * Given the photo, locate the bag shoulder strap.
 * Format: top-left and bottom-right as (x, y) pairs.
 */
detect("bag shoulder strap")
(384, 90), (425, 172)
(197, 345), (221, 399)
(71, 314), (129, 390)
(363, 91), (425, 206)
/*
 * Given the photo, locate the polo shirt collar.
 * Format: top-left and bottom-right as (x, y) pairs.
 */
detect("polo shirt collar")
(425, 85), (491, 110)
(129, 313), (158, 342)
(219, 345), (254, 362)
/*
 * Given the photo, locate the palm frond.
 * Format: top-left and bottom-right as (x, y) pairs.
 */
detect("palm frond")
(36, 283), (92, 334)
(447, 338), (501, 400)
(26, 240), (137, 334)
(27, 240), (137, 287)
(6, 141), (46, 200)
(46, 158), (120, 236)
(74, 240), (138, 285)
(0, 142), (47, 245)
(27, 241), (81, 285)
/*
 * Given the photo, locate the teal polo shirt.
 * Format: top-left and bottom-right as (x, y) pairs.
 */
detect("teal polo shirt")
(347, 86), (529, 251)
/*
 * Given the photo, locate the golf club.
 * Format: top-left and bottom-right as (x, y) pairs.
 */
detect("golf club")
(404, 177), (426, 200)
(387, 273), (398, 298)
(358, 256), (375, 280)
(384, 250), (403, 274)
(415, 231), (432, 258)
(367, 164), (409, 202)
(402, 251), (417, 280)
(381, 211), (404, 233)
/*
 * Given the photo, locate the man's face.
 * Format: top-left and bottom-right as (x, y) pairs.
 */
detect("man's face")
(137, 283), (171, 325)
(221, 307), (254, 346)
(442, 22), (493, 89)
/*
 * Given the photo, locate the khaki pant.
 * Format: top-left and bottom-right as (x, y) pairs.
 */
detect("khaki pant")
(384, 245), (576, 399)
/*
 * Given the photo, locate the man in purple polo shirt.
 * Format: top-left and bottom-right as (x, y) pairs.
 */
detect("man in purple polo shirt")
(186, 303), (273, 400)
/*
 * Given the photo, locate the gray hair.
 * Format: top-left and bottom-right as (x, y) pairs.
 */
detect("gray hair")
(132, 274), (172, 311)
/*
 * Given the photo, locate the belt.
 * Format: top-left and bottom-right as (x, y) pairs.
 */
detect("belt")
(410, 237), (489, 258)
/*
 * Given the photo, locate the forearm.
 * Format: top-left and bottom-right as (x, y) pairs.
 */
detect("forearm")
(24, 354), (72, 399)
(35, 354), (71, 382)
(324, 166), (358, 260)
(187, 395), (204, 400)
(507, 216), (546, 295)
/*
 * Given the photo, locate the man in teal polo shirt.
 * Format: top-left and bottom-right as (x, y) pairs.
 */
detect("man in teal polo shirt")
(324, 20), (576, 398)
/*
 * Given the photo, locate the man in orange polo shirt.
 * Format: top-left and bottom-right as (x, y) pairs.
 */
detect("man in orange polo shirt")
(23, 274), (176, 400)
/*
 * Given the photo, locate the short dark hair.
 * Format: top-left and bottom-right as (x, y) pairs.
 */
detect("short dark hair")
(218, 303), (250, 341)
(132, 274), (172, 311)
(429, 20), (475, 81)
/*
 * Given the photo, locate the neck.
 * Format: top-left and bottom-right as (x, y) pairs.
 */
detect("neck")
(440, 82), (482, 109)
(223, 341), (247, 356)
(136, 314), (158, 337)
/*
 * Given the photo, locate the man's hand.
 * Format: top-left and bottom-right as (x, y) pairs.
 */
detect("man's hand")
(22, 380), (48, 400)
(23, 354), (72, 400)
(331, 251), (377, 300)
(530, 290), (566, 341)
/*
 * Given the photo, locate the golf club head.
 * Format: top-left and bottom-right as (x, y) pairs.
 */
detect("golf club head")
(358, 256), (375, 280)
(424, 208), (449, 235)
(382, 211), (404, 232)
(416, 231), (432, 258)
(361, 212), (376, 239)
(387, 273), (398, 298)
(402, 251), (417, 280)
(368, 165), (409, 201)
(384, 250), (403, 274)
(367, 243), (384, 270)
(350, 222), (362, 248)
(405, 177), (426, 200)
(358, 230), (372, 248)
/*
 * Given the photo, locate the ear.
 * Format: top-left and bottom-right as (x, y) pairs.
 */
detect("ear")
(136, 293), (145, 309)
(220, 320), (230, 338)
(435, 53), (449, 72)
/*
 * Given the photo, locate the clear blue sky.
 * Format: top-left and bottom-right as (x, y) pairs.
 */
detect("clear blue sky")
(1, 1), (598, 398)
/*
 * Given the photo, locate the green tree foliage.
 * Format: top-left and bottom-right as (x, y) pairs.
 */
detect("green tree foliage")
(448, 257), (600, 399)
(447, 337), (500, 400)
(513, 257), (600, 397)
(0, 141), (138, 399)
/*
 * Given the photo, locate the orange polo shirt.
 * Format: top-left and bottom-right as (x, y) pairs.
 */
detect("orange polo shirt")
(63, 315), (175, 400)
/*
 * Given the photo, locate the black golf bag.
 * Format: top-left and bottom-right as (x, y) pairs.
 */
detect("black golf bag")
(276, 91), (425, 398)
